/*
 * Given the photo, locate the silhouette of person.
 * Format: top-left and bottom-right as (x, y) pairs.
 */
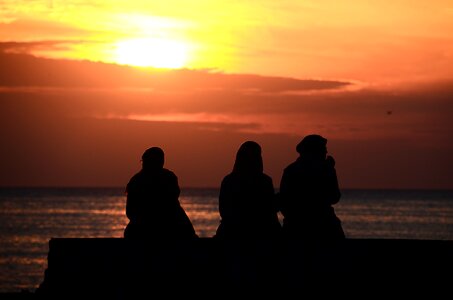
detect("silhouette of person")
(215, 141), (281, 240)
(279, 134), (345, 242)
(124, 147), (198, 240)
(214, 141), (282, 294)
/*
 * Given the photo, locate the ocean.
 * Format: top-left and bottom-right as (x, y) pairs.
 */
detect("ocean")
(0, 187), (452, 293)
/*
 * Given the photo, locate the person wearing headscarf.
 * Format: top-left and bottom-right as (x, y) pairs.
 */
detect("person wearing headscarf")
(215, 141), (281, 240)
(214, 141), (282, 293)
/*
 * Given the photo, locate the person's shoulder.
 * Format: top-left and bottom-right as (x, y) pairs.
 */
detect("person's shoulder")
(221, 173), (234, 182)
(161, 168), (175, 174)
(283, 160), (299, 173)
(261, 173), (275, 189)
(126, 171), (144, 189)
(220, 173), (236, 186)
(161, 168), (178, 179)
(262, 173), (273, 182)
(128, 170), (144, 182)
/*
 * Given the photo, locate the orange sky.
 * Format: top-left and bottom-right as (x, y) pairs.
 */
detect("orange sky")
(2, 1), (453, 82)
(1, 1), (453, 188)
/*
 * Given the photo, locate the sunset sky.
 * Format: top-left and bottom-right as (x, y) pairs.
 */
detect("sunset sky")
(1, 1), (452, 189)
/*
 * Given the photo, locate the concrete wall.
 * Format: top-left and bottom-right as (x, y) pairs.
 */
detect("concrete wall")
(36, 238), (453, 298)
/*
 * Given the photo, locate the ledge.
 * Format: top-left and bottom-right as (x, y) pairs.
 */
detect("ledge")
(35, 238), (453, 298)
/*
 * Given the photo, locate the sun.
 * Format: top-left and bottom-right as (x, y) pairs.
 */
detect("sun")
(115, 38), (189, 68)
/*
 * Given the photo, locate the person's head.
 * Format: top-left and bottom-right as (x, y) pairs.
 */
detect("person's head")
(141, 147), (165, 171)
(296, 134), (328, 160)
(233, 141), (263, 174)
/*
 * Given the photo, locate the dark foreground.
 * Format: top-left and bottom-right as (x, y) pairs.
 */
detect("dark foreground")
(4, 237), (453, 299)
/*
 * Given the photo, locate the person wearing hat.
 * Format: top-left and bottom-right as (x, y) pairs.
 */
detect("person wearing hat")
(123, 147), (197, 240)
(279, 134), (345, 242)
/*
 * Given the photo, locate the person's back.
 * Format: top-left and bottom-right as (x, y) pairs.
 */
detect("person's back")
(215, 141), (281, 240)
(279, 135), (344, 242)
(217, 171), (280, 239)
(124, 147), (197, 240)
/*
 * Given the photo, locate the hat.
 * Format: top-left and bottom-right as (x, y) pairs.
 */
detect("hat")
(296, 134), (327, 154)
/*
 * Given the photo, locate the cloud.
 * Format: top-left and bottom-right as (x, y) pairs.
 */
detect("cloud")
(0, 17), (92, 39)
(1, 53), (452, 143)
(1, 52), (452, 144)
(0, 48), (351, 92)
(0, 40), (75, 54)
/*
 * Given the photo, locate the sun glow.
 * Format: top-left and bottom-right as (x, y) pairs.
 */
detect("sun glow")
(115, 38), (189, 68)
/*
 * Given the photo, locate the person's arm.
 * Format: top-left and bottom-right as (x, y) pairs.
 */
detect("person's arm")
(266, 176), (279, 213)
(218, 176), (233, 221)
(326, 155), (341, 205)
(278, 170), (291, 217)
(125, 183), (139, 221)
(170, 171), (181, 202)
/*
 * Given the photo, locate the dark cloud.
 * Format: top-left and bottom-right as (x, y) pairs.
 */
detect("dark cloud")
(0, 48), (350, 92)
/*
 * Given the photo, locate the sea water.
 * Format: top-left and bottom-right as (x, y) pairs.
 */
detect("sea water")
(0, 187), (452, 292)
